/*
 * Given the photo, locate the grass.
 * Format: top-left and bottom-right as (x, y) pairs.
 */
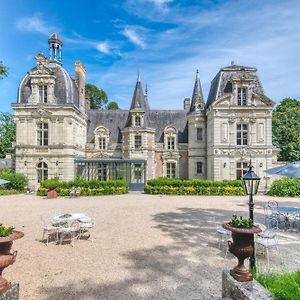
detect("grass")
(255, 271), (300, 300)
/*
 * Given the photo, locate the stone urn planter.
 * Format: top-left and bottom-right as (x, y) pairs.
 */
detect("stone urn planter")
(0, 230), (24, 294)
(47, 186), (57, 199)
(223, 222), (261, 282)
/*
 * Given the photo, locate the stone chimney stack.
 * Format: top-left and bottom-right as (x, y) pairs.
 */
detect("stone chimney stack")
(75, 61), (86, 112)
(184, 98), (191, 112)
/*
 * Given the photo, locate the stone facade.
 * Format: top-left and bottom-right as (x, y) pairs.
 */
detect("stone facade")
(12, 34), (277, 191)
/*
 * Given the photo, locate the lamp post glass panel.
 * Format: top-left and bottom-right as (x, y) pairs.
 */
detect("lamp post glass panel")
(242, 161), (260, 270)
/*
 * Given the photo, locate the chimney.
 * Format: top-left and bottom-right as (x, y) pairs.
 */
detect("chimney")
(75, 61), (86, 112)
(184, 98), (191, 112)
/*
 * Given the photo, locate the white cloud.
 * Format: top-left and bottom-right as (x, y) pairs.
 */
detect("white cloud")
(96, 42), (111, 54)
(122, 27), (146, 48)
(16, 16), (56, 36)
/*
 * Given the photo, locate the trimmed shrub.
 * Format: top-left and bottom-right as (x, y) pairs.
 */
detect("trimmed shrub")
(267, 178), (300, 197)
(255, 271), (300, 300)
(144, 178), (245, 196)
(0, 189), (23, 196)
(0, 169), (28, 191)
(37, 179), (128, 196)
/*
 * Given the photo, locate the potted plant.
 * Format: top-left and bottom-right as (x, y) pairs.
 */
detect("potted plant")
(47, 185), (57, 199)
(223, 215), (261, 282)
(0, 224), (24, 294)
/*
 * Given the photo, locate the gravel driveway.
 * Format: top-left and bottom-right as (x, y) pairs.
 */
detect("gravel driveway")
(1, 193), (299, 300)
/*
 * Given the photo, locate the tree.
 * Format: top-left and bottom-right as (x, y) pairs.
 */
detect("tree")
(107, 101), (119, 110)
(0, 61), (8, 79)
(85, 83), (108, 109)
(0, 113), (16, 158)
(272, 98), (300, 161)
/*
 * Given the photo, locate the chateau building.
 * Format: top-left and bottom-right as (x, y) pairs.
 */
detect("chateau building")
(12, 34), (277, 191)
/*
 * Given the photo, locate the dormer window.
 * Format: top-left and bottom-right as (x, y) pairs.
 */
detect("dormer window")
(94, 126), (109, 150)
(164, 125), (178, 150)
(99, 137), (106, 150)
(237, 87), (247, 106)
(135, 116), (141, 127)
(167, 136), (175, 150)
(39, 85), (48, 103)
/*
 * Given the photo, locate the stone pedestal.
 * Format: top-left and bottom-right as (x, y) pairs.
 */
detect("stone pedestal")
(0, 283), (19, 300)
(222, 270), (273, 300)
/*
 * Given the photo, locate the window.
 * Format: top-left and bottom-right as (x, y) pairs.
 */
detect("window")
(236, 162), (248, 179)
(135, 116), (141, 127)
(37, 123), (48, 146)
(167, 136), (175, 150)
(98, 163), (107, 180)
(166, 162), (176, 178)
(39, 85), (48, 103)
(196, 162), (203, 174)
(37, 162), (48, 183)
(134, 135), (142, 149)
(237, 124), (248, 145)
(134, 163), (142, 182)
(197, 127), (203, 141)
(237, 87), (247, 106)
(99, 137), (106, 150)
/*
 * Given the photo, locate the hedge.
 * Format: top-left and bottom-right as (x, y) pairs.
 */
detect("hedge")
(37, 178), (128, 196)
(0, 189), (23, 196)
(267, 178), (300, 197)
(0, 169), (28, 191)
(144, 178), (245, 196)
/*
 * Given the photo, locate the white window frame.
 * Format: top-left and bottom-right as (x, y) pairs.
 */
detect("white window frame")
(37, 161), (48, 183)
(37, 123), (48, 146)
(236, 162), (248, 179)
(166, 162), (176, 178)
(236, 123), (248, 146)
(237, 87), (247, 106)
(39, 85), (48, 103)
(99, 137), (106, 150)
(134, 135), (142, 149)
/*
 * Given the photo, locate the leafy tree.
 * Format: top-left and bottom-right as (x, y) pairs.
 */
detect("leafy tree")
(272, 98), (300, 161)
(0, 61), (8, 79)
(0, 113), (15, 158)
(85, 83), (108, 109)
(107, 101), (119, 110)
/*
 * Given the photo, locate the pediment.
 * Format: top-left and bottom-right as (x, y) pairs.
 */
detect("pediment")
(31, 107), (53, 118)
(211, 94), (231, 107)
(29, 64), (54, 76)
(252, 93), (275, 107)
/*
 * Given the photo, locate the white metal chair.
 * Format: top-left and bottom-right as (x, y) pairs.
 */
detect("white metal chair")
(217, 225), (231, 249)
(58, 220), (80, 247)
(41, 216), (59, 246)
(78, 214), (95, 241)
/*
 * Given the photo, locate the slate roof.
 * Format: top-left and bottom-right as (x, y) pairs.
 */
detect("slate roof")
(129, 77), (149, 111)
(17, 63), (79, 107)
(190, 70), (205, 112)
(87, 109), (188, 143)
(206, 64), (264, 108)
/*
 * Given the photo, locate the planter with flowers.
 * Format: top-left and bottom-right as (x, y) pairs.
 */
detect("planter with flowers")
(0, 224), (24, 294)
(223, 215), (261, 282)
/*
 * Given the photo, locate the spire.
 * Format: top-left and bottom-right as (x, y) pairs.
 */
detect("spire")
(48, 33), (63, 63)
(129, 73), (149, 111)
(190, 69), (205, 112)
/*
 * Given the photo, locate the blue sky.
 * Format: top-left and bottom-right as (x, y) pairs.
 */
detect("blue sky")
(0, 0), (299, 113)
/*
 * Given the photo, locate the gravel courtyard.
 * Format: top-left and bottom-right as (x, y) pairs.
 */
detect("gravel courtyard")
(1, 193), (300, 300)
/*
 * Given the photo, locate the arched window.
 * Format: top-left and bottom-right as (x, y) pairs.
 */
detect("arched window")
(37, 162), (48, 183)
(164, 125), (178, 150)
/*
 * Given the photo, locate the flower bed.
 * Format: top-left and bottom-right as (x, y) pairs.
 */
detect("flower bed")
(144, 178), (245, 196)
(37, 178), (128, 196)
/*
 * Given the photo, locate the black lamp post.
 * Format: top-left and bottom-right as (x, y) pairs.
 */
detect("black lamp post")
(242, 160), (260, 270)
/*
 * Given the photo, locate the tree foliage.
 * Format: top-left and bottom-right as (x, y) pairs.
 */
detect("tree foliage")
(272, 98), (300, 161)
(0, 61), (8, 79)
(0, 113), (15, 158)
(85, 83), (108, 109)
(107, 101), (119, 110)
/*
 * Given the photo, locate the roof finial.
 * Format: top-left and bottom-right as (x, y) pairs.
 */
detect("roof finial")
(137, 71), (140, 82)
(231, 60), (234, 65)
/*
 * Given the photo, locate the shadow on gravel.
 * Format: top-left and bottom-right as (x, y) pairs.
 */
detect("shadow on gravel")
(40, 207), (267, 300)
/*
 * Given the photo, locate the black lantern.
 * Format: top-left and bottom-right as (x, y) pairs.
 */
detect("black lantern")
(242, 160), (260, 270)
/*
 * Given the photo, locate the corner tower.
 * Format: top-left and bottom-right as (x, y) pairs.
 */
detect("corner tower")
(187, 70), (207, 179)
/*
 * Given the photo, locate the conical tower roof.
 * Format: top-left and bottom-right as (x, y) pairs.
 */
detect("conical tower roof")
(130, 73), (149, 111)
(190, 70), (205, 112)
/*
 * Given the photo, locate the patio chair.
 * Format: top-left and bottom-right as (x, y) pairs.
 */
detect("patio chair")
(78, 214), (95, 241)
(58, 220), (80, 247)
(217, 225), (230, 249)
(267, 200), (278, 211)
(41, 216), (59, 246)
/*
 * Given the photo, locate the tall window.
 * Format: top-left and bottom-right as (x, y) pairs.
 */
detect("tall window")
(99, 137), (106, 150)
(135, 116), (141, 127)
(166, 162), (176, 178)
(134, 163), (142, 182)
(39, 85), (48, 103)
(98, 163), (107, 180)
(196, 162), (203, 174)
(167, 136), (175, 150)
(237, 87), (247, 106)
(134, 135), (142, 149)
(237, 124), (248, 145)
(37, 123), (48, 146)
(37, 162), (48, 183)
(197, 127), (203, 141)
(236, 162), (248, 179)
